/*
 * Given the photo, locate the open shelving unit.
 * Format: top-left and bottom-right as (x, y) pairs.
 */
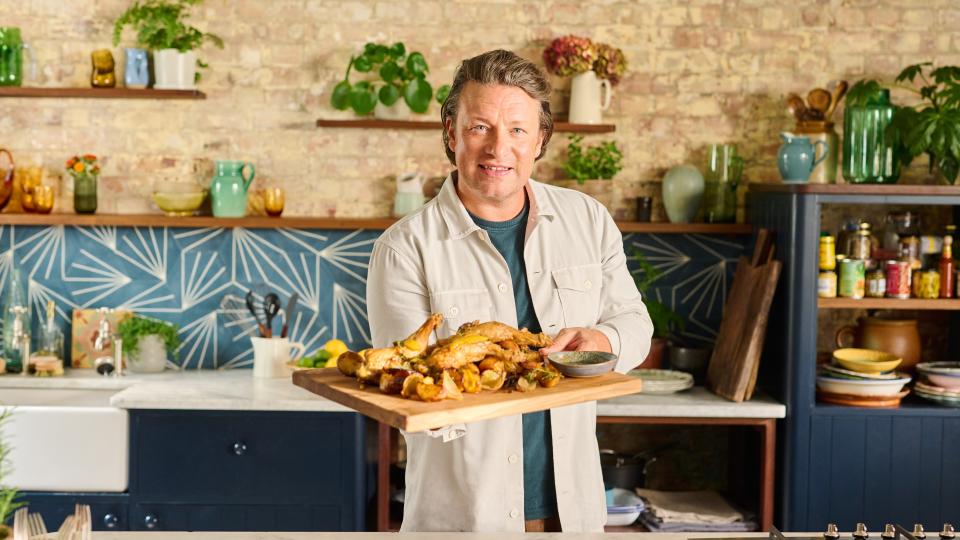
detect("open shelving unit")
(748, 182), (960, 532)
(0, 212), (753, 234)
(0, 87), (206, 99)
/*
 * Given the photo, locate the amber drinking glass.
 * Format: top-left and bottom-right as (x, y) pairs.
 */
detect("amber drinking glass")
(264, 187), (285, 217)
(32, 185), (53, 213)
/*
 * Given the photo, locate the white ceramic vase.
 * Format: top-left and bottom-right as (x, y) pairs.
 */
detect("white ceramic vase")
(374, 99), (411, 120)
(662, 165), (705, 223)
(568, 71), (611, 124)
(153, 49), (197, 90)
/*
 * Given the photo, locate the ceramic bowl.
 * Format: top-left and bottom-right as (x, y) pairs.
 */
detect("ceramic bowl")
(816, 373), (911, 396)
(921, 373), (960, 390)
(152, 184), (207, 216)
(547, 351), (617, 378)
(832, 348), (902, 374)
(605, 487), (644, 526)
(917, 362), (960, 390)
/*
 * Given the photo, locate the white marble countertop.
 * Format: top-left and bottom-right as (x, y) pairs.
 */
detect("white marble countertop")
(0, 369), (784, 418)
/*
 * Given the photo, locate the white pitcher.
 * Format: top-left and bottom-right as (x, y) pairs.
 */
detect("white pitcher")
(568, 70), (612, 124)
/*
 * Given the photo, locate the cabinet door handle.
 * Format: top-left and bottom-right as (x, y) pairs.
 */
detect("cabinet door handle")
(233, 442), (247, 455)
(144, 514), (159, 529)
(103, 513), (120, 529)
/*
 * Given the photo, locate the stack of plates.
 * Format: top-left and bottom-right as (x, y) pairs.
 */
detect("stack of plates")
(629, 369), (694, 394)
(817, 349), (911, 407)
(605, 487), (645, 527)
(915, 363), (960, 408)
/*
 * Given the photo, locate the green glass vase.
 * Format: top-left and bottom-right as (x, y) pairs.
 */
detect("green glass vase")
(842, 89), (901, 184)
(73, 173), (97, 214)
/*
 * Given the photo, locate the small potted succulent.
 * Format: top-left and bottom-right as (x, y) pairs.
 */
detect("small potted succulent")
(330, 41), (450, 119)
(113, 0), (224, 90)
(117, 315), (180, 373)
(553, 134), (623, 212)
(543, 35), (627, 123)
(633, 249), (685, 369)
(0, 409), (25, 540)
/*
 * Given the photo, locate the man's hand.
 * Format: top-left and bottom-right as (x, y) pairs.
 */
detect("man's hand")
(539, 327), (612, 356)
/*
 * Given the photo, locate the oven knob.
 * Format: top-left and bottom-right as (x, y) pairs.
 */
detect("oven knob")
(882, 525), (896, 540)
(854, 523), (870, 539)
(824, 523), (840, 540)
(914, 525), (927, 539)
(940, 524), (955, 540)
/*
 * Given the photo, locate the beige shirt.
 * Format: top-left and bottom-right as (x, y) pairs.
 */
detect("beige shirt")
(366, 173), (653, 532)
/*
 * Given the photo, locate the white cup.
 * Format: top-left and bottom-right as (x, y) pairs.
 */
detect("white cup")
(251, 336), (305, 378)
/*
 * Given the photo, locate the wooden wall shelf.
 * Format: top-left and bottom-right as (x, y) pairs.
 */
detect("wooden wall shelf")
(0, 213), (753, 234)
(818, 297), (960, 310)
(315, 118), (615, 133)
(749, 183), (960, 196)
(0, 87), (206, 99)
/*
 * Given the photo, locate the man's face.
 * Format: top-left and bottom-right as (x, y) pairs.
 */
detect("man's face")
(446, 82), (544, 207)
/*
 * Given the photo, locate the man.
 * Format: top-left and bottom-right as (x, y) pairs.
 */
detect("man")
(367, 49), (652, 532)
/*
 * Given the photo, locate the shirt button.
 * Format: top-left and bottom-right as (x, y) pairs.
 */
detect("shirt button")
(508, 453), (518, 464)
(509, 509), (520, 519)
(498, 283), (507, 293)
(449, 306), (459, 317)
(584, 280), (592, 290)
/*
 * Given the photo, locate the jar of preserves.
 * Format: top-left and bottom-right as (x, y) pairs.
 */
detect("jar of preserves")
(866, 269), (886, 298)
(818, 270), (838, 298)
(819, 233), (837, 271)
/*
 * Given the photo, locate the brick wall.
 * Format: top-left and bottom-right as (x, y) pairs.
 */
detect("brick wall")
(2, 0), (957, 219)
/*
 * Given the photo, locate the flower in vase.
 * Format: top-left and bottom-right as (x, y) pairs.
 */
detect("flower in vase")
(593, 43), (627, 86)
(543, 35), (597, 77)
(65, 154), (100, 179)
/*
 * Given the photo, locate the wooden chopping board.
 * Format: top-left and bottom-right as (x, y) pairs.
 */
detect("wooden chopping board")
(707, 229), (782, 402)
(293, 368), (643, 432)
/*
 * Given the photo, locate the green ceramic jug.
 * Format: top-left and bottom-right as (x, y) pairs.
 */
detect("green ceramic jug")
(210, 160), (255, 217)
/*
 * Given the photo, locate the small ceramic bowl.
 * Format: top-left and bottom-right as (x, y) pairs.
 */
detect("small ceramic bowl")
(816, 373), (911, 396)
(152, 184), (207, 216)
(547, 351), (617, 378)
(832, 348), (902, 374)
(917, 363), (960, 390)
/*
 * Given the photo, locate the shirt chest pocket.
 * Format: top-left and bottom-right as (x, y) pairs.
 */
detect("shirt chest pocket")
(552, 263), (603, 328)
(429, 288), (493, 339)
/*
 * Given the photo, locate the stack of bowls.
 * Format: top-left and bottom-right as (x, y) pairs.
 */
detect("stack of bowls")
(816, 348), (912, 407)
(914, 362), (960, 408)
(604, 487), (645, 527)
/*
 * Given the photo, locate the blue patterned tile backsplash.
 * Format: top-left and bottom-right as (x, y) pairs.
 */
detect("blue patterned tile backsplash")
(0, 224), (746, 369)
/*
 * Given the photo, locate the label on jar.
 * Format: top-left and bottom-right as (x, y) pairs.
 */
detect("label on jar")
(866, 271), (886, 298)
(818, 271), (837, 298)
(913, 269), (940, 299)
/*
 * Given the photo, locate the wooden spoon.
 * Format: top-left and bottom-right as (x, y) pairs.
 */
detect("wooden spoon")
(807, 88), (832, 116)
(786, 93), (807, 121)
(824, 80), (848, 119)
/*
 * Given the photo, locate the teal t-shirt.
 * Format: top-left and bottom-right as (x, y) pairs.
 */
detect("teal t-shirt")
(469, 200), (558, 520)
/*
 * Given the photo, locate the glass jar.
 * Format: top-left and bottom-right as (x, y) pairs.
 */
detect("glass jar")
(795, 120), (838, 183)
(701, 143), (743, 224)
(842, 89), (901, 184)
(73, 173), (97, 214)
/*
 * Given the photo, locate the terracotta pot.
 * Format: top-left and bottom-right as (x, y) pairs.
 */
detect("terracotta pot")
(550, 179), (613, 213)
(642, 337), (667, 369)
(836, 317), (921, 372)
(0, 524), (9, 540)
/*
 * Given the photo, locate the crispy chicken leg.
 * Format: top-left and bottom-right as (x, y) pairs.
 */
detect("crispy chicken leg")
(352, 313), (444, 381)
(455, 320), (552, 348)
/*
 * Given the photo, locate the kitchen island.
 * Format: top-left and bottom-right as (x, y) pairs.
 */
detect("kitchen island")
(24, 532), (793, 539)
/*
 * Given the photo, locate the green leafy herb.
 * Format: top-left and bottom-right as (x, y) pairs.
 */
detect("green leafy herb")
(112, 0), (224, 82)
(0, 409), (25, 528)
(117, 315), (181, 357)
(633, 249), (685, 339)
(562, 135), (624, 184)
(330, 41), (450, 116)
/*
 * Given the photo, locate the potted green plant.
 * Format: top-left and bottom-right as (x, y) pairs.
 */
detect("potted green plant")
(113, 0), (224, 90)
(633, 249), (685, 369)
(552, 134), (623, 211)
(117, 315), (180, 373)
(330, 42), (450, 119)
(0, 409), (25, 540)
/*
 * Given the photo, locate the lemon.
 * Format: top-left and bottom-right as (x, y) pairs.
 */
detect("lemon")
(325, 356), (339, 369)
(323, 338), (348, 357)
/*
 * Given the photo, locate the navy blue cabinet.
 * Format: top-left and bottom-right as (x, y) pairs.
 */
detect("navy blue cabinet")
(749, 184), (960, 531)
(20, 409), (366, 532)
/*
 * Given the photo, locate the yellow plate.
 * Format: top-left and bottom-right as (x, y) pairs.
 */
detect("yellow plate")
(832, 348), (902, 374)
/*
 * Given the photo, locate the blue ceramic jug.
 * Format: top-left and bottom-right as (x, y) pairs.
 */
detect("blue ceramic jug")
(124, 48), (149, 89)
(778, 133), (828, 183)
(211, 160), (255, 217)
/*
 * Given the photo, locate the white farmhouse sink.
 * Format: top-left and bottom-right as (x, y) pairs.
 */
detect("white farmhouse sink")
(0, 388), (128, 492)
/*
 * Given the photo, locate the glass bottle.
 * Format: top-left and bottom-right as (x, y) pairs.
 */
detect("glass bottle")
(842, 88), (901, 184)
(1, 266), (30, 373)
(940, 235), (955, 298)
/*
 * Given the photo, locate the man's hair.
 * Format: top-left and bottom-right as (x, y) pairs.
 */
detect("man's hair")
(440, 49), (554, 165)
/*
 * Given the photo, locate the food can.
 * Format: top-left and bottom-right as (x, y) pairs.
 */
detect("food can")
(885, 260), (912, 298)
(900, 235), (921, 269)
(818, 270), (837, 298)
(866, 269), (886, 298)
(913, 269), (940, 299)
(838, 258), (865, 299)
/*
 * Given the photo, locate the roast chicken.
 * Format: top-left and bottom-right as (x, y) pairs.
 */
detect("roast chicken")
(336, 313), (559, 401)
